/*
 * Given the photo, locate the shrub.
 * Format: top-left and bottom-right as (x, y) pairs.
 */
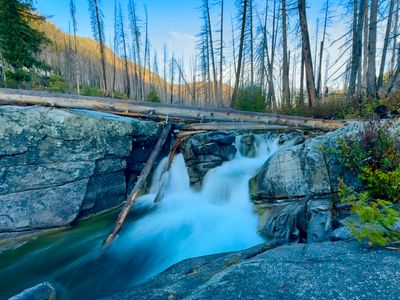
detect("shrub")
(231, 85), (266, 112)
(44, 74), (67, 93)
(81, 86), (104, 97)
(337, 120), (400, 246)
(146, 88), (160, 103)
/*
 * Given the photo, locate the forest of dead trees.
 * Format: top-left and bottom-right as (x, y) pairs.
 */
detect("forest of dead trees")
(6, 0), (400, 113)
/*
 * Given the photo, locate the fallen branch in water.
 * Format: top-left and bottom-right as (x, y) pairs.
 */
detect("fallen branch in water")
(102, 123), (173, 250)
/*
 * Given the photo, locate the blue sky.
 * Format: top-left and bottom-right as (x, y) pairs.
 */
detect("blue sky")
(36, 0), (327, 59)
(36, 0), (347, 88)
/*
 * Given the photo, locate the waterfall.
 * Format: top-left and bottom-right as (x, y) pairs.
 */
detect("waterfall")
(108, 134), (280, 284)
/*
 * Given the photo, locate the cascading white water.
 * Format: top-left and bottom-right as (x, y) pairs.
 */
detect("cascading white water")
(109, 134), (280, 283)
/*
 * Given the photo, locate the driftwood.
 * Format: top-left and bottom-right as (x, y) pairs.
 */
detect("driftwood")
(0, 88), (350, 131)
(102, 123), (173, 250)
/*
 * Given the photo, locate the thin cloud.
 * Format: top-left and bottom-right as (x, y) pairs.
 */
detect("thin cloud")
(169, 31), (197, 45)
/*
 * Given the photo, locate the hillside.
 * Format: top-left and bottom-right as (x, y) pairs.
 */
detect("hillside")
(35, 20), (232, 107)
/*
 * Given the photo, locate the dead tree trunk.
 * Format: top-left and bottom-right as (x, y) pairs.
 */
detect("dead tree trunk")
(366, 0), (378, 97)
(349, 0), (366, 98)
(378, 0), (395, 88)
(233, 0), (248, 100)
(103, 124), (172, 250)
(317, 0), (329, 97)
(298, 0), (318, 107)
(205, 0), (218, 106)
(282, 0), (291, 108)
(362, 1), (369, 94)
(219, 0), (224, 106)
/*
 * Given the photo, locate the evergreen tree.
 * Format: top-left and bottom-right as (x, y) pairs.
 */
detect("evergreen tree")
(0, 0), (48, 73)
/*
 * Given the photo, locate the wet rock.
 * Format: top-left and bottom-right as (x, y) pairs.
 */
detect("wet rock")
(277, 132), (306, 146)
(104, 241), (400, 300)
(239, 134), (256, 157)
(9, 282), (56, 300)
(180, 132), (237, 187)
(257, 201), (307, 243)
(307, 198), (332, 243)
(331, 226), (352, 241)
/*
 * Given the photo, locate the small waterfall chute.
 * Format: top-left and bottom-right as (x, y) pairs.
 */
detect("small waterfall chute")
(102, 124), (173, 250)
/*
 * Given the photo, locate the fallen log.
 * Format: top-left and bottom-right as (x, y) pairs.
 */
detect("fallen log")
(180, 122), (310, 133)
(0, 88), (350, 131)
(102, 123), (173, 250)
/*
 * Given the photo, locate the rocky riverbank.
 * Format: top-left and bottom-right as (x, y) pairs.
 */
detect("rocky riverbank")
(0, 105), (161, 236)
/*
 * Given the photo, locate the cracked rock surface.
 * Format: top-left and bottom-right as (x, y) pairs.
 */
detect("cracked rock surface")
(0, 106), (159, 234)
(104, 241), (400, 300)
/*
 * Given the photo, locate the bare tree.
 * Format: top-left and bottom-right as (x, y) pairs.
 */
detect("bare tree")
(282, 0), (291, 107)
(378, 0), (395, 88)
(390, 0), (399, 73)
(366, 0), (378, 97)
(128, 0), (143, 100)
(204, 0), (217, 105)
(316, 0), (330, 97)
(348, 0), (366, 98)
(70, 0), (80, 94)
(219, 0), (224, 106)
(298, 0), (318, 107)
(362, 0), (369, 93)
(88, 0), (107, 92)
(233, 0), (248, 100)
(117, 2), (131, 97)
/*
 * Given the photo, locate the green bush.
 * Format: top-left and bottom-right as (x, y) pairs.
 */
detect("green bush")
(337, 120), (400, 246)
(146, 88), (160, 103)
(231, 85), (266, 112)
(44, 74), (67, 93)
(4, 69), (32, 88)
(81, 86), (104, 97)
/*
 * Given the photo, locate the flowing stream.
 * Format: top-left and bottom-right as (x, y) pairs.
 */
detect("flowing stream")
(0, 135), (279, 299)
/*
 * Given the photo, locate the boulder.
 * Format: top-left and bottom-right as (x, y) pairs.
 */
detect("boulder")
(104, 241), (400, 300)
(180, 132), (237, 187)
(0, 106), (159, 234)
(10, 282), (56, 300)
(250, 121), (400, 243)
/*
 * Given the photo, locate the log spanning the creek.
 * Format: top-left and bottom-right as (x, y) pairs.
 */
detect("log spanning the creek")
(0, 88), (350, 131)
(102, 123), (173, 250)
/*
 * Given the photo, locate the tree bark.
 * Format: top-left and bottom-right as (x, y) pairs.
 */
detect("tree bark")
(298, 0), (317, 107)
(94, 0), (107, 92)
(317, 0), (329, 97)
(205, 0), (217, 106)
(349, 0), (366, 98)
(378, 0), (395, 88)
(282, 0), (291, 108)
(390, 0), (399, 73)
(219, 0), (224, 107)
(362, 0), (369, 94)
(232, 0), (248, 100)
(366, 0), (378, 97)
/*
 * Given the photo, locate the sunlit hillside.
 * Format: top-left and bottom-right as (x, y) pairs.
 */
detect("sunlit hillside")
(34, 20), (232, 106)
